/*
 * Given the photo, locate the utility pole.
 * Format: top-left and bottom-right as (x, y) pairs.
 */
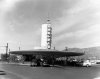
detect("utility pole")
(19, 47), (20, 50)
(0, 43), (9, 61)
(6, 43), (8, 60)
(9, 49), (10, 57)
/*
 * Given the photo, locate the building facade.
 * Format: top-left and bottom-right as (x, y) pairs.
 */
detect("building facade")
(41, 23), (52, 49)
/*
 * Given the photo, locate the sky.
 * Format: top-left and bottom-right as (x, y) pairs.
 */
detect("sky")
(0, 0), (100, 53)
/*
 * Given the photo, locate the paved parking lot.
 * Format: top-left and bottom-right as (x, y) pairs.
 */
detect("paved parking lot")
(0, 63), (100, 79)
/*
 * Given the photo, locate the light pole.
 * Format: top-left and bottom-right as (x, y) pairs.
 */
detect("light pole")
(6, 43), (8, 60)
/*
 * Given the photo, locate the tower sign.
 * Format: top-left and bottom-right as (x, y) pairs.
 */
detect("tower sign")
(41, 20), (52, 49)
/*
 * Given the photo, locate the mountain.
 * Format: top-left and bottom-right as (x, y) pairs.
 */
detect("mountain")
(64, 46), (100, 59)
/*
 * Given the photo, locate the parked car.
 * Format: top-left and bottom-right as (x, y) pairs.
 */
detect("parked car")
(30, 60), (37, 67)
(42, 60), (50, 67)
(80, 60), (92, 67)
(96, 60), (100, 64)
(30, 59), (41, 67)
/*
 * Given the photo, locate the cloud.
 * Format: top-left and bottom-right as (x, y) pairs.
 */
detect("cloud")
(1, 0), (100, 50)
(0, 0), (24, 52)
(0, 0), (23, 12)
(94, 77), (100, 79)
(0, 0), (24, 31)
(2, 0), (68, 50)
(52, 0), (100, 49)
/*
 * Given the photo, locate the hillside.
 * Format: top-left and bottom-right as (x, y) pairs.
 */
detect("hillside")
(64, 46), (100, 59)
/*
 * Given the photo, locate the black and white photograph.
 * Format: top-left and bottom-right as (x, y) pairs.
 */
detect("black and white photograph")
(0, 0), (100, 79)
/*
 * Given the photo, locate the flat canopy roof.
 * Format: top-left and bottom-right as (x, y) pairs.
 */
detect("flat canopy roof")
(9, 49), (84, 57)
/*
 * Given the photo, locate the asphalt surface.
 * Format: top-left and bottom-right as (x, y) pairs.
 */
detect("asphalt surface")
(0, 63), (100, 79)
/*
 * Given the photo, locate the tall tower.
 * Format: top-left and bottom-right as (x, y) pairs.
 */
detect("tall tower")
(41, 19), (52, 49)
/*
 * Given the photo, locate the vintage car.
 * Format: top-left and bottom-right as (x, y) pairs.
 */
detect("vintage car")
(78, 60), (92, 67)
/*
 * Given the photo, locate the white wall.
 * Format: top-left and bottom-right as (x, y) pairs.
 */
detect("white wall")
(41, 24), (48, 49)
